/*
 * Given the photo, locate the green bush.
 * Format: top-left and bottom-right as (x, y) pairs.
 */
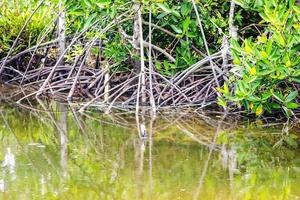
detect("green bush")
(0, 0), (55, 58)
(219, 0), (300, 117)
(63, 0), (257, 75)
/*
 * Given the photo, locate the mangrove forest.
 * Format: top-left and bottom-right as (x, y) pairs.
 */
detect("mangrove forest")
(0, 0), (300, 199)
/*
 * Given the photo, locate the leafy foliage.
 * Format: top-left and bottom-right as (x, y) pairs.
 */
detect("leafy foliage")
(0, 0), (56, 58)
(219, 0), (300, 117)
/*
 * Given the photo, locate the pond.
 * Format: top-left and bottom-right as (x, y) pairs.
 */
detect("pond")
(0, 100), (300, 200)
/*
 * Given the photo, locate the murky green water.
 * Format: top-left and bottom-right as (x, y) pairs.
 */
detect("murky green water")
(0, 101), (300, 200)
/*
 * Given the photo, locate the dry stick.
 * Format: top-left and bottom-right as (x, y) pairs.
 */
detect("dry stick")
(133, 2), (145, 118)
(229, 0), (237, 40)
(221, 0), (236, 82)
(79, 75), (138, 112)
(172, 76), (214, 105)
(103, 63), (110, 102)
(151, 70), (192, 104)
(67, 52), (89, 101)
(138, 4), (146, 106)
(148, 6), (157, 116)
(36, 21), (100, 96)
(155, 56), (221, 104)
(174, 52), (221, 86)
(143, 21), (206, 57)
(67, 35), (102, 100)
(37, 14), (131, 96)
(191, 0), (220, 88)
(122, 32), (176, 62)
(106, 83), (138, 114)
(0, 39), (59, 65)
(0, 0), (46, 77)
(95, 69), (122, 96)
(21, 17), (58, 85)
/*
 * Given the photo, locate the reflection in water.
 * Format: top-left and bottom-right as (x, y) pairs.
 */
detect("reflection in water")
(1, 148), (16, 193)
(2, 148), (16, 178)
(0, 179), (4, 193)
(0, 102), (299, 199)
(57, 104), (68, 180)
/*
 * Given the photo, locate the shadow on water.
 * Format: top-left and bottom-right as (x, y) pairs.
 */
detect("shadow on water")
(0, 99), (300, 199)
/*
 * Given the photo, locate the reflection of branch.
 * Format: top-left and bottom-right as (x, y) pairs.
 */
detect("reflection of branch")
(57, 104), (68, 179)
(0, 110), (45, 177)
(135, 138), (146, 199)
(148, 116), (154, 196)
(80, 111), (134, 129)
(193, 114), (226, 200)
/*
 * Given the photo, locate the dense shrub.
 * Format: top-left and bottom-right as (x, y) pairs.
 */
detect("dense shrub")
(0, 0), (56, 59)
(219, 0), (300, 117)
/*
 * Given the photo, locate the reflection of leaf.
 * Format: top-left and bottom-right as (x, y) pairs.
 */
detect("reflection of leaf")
(285, 136), (298, 148)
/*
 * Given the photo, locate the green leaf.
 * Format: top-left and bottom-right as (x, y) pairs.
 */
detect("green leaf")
(96, 0), (111, 8)
(272, 92), (284, 102)
(171, 10), (181, 18)
(285, 91), (298, 102)
(255, 104), (263, 116)
(217, 97), (227, 107)
(157, 3), (172, 14)
(170, 25), (182, 34)
(286, 102), (299, 109)
(224, 82), (229, 94)
(182, 17), (191, 34)
(270, 103), (281, 109)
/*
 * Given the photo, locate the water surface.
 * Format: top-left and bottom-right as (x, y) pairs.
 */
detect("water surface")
(0, 101), (300, 200)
